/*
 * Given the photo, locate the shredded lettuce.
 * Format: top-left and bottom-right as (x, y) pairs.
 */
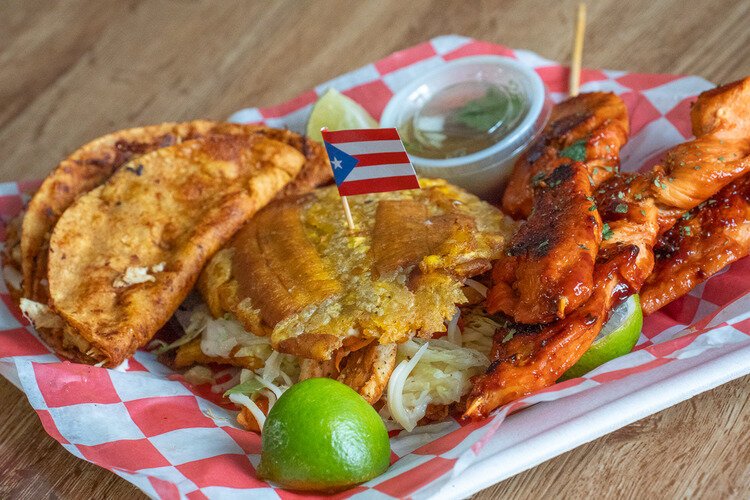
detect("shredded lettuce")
(224, 377), (265, 397)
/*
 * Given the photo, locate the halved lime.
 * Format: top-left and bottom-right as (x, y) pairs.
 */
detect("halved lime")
(306, 88), (378, 143)
(257, 378), (390, 492)
(562, 294), (643, 379)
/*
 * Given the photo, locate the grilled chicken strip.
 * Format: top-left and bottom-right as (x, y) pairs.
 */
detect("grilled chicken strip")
(467, 78), (750, 419)
(487, 162), (602, 323)
(502, 92), (629, 219)
(465, 242), (641, 418)
(466, 179), (658, 419)
(651, 77), (750, 233)
(641, 174), (750, 315)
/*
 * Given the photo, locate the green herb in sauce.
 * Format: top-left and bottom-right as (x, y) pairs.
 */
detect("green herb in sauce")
(399, 83), (528, 159)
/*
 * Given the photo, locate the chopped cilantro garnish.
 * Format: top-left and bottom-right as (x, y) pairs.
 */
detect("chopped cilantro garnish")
(602, 223), (614, 240)
(560, 139), (587, 162)
(615, 203), (628, 213)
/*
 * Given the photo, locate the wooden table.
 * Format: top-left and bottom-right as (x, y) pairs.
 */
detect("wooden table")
(1, 0), (748, 497)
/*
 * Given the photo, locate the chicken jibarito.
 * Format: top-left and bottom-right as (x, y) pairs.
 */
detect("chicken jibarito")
(199, 179), (511, 361)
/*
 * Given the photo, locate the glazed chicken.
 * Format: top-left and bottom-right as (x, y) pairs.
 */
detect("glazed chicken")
(487, 161), (602, 323)
(651, 78), (750, 233)
(466, 76), (750, 419)
(466, 241), (642, 417)
(487, 93), (629, 324)
(641, 174), (750, 315)
(502, 92), (629, 219)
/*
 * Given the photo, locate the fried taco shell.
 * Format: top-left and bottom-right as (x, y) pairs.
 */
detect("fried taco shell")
(20, 121), (329, 304)
(40, 134), (305, 366)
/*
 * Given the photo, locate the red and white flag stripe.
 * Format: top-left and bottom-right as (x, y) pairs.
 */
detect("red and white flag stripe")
(323, 128), (420, 196)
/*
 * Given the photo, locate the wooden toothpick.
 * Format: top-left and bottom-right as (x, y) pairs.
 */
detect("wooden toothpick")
(321, 126), (356, 231)
(569, 2), (587, 97)
(341, 196), (355, 231)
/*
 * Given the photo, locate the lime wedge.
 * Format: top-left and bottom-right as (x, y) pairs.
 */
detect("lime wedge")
(562, 294), (643, 379)
(306, 88), (378, 143)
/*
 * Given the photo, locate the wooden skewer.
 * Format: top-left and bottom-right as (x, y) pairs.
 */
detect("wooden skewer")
(321, 126), (356, 231)
(569, 2), (587, 97)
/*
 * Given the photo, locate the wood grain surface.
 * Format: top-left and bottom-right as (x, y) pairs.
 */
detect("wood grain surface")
(1, 0), (748, 498)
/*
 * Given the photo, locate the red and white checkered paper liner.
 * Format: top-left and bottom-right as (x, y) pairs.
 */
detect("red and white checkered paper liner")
(1, 36), (749, 499)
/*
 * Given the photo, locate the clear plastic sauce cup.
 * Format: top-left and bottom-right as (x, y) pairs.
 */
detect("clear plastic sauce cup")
(380, 56), (551, 201)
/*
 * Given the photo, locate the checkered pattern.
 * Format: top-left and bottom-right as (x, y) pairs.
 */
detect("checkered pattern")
(1, 36), (748, 499)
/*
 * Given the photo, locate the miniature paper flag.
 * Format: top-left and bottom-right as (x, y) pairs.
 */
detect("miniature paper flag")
(322, 128), (420, 196)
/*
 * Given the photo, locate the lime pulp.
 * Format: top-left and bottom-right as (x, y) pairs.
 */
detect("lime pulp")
(562, 294), (643, 379)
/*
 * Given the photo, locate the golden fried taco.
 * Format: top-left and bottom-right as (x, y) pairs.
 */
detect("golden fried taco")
(23, 133), (306, 366)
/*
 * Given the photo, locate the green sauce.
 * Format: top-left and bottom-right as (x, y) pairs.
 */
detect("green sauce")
(399, 82), (528, 159)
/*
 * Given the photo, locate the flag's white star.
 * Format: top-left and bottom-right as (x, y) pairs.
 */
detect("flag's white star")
(331, 157), (343, 170)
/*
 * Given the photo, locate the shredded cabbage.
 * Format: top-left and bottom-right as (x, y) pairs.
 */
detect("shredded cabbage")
(183, 365), (214, 385)
(384, 333), (492, 431)
(386, 341), (430, 431)
(445, 308), (461, 346)
(152, 305), (210, 355)
(460, 306), (501, 356)
(228, 393), (266, 429)
(197, 315), (301, 426)
(464, 278), (488, 298)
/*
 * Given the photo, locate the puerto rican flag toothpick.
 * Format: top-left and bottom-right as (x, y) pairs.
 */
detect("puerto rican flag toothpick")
(321, 127), (420, 230)
(322, 128), (420, 196)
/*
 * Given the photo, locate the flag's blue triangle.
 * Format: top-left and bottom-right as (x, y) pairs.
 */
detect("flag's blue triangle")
(323, 141), (359, 187)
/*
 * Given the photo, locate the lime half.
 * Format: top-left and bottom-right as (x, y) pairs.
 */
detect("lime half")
(257, 378), (390, 492)
(562, 294), (643, 379)
(306, 88), (378, 143)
